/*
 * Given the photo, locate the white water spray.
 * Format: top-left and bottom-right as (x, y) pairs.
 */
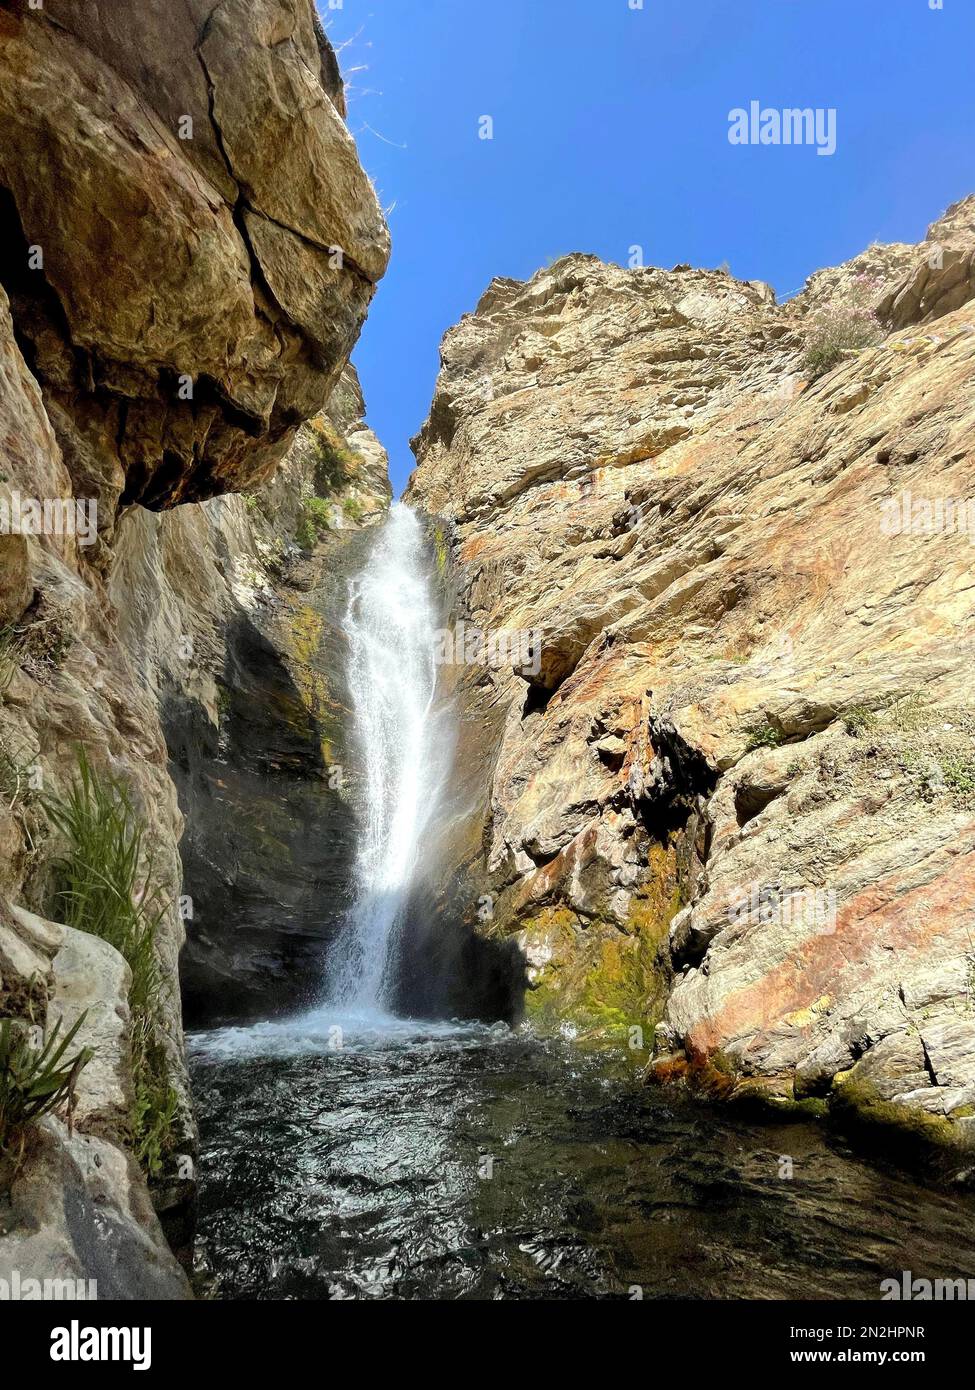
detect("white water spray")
(326, 502), (442, 1014)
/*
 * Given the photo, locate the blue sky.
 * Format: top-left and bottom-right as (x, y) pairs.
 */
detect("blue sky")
(319, 0), (975, 495)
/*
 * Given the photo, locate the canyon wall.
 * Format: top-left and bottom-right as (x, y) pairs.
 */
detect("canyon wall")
(0, 0), (388, 1294)
(408, 197), (975, 1169)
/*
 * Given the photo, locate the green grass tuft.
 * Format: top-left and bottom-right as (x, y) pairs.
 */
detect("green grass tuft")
(0, 1013), (93, 1165)
(843, 704), (877, 737)
(46, 748), (177, 1176)
(295, 496), (333, 550)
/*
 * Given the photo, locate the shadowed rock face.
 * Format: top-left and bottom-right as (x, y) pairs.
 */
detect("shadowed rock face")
(0, 0), (390, 515)
(408, 196), (975, 1164)
(164, 528), (370, 1028)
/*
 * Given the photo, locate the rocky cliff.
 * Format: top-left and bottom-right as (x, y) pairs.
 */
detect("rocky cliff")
(407, 196), (975, 1170)
(0, 0), (388, 1295)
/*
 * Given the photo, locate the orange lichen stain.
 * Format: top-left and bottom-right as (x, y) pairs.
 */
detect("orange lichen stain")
(510, 822), (600, 914)
(686, 842), (975, 1064)
(459, 535), (490, 563)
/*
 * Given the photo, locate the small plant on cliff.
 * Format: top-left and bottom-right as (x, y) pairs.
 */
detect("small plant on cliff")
(802, 274), (883, 379)
(46, 749), (177, 1176)
(308, 418), (360, 496)
(342, 495), (364, 523)
(0, 1014), (93, 1165)
(843, 704), (877, 737)
(937, 751), (975, 797)
(744, 719), (787, 752)
(295, 495), (333, 550)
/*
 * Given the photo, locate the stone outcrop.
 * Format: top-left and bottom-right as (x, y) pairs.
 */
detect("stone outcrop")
(1, 0), (388, 1287)
(0, 904), (190, 1298)
(0, 0), (389, 514)
(407, 196), (975, 1166)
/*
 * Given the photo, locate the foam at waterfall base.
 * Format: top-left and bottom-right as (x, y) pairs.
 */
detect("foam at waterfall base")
(188, 1005), (508, 1061)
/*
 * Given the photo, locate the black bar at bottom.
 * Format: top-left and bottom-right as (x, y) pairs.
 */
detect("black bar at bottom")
(3, 1298), (970, 1375)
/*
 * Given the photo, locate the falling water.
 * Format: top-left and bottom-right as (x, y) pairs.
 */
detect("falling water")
(325, 502), (442, 1014)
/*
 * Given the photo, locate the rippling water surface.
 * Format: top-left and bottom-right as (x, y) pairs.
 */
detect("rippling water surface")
(190, 1015), (975, 1300)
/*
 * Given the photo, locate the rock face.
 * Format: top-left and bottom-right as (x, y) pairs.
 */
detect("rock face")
(0, 0), (389, 513)
(407, 196), (975, 1163)
(1, 0), (388, 1287)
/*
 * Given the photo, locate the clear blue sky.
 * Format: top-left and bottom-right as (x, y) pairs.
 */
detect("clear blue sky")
(319, 0), (975, 495)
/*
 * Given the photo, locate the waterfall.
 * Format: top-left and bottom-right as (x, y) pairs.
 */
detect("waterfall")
(326, 502), (442, 1015)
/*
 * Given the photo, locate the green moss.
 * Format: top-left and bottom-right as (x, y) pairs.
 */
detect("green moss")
(522, 844), (682, 1044)
(575, 936), (649, 1032)
(830, 1069), (964, 1155)
(766, 1093), (829, 1120)
(729, 1081), (829, 1120)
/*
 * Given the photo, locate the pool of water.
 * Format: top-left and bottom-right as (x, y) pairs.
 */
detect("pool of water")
(189, 1012), (975, 1301)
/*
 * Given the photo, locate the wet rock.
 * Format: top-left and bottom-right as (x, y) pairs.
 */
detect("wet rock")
(0, 1120), (190, 1301)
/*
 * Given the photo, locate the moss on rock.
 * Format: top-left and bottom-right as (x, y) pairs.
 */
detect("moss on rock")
(518, 842), (684, 1043)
